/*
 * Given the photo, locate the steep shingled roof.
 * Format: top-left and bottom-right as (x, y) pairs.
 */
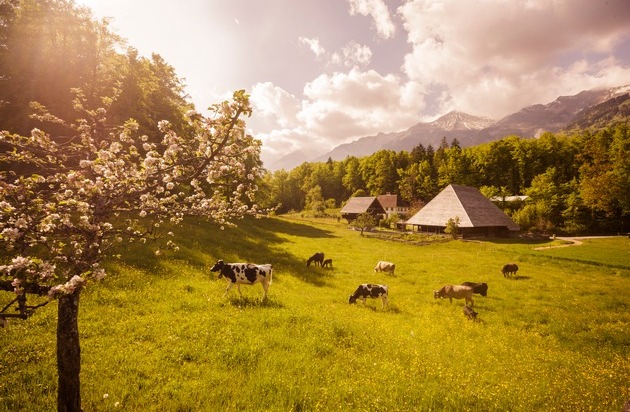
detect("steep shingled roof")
(376, 194), (406, 209)
(405, 184), (519, 231)
(340, 196), (385, 214)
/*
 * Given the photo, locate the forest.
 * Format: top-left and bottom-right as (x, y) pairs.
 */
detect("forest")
(1, 0), (629, 236)
(257, 126), (630, 235)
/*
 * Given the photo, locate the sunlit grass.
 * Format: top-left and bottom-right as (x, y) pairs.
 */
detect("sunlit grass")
(1, 216), (629, 411)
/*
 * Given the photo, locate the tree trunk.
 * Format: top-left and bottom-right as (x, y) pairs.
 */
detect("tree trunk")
(57, 291), (82, 412)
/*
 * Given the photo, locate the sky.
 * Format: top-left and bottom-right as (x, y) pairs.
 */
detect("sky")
(75, 0), (630, 167)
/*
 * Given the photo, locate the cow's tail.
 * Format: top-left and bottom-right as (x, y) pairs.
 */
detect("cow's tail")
(269, 265), (273, 285)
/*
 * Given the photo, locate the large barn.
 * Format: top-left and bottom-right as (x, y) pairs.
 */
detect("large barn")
(340, 196), (386, 222)
(405, 184), (520, 238)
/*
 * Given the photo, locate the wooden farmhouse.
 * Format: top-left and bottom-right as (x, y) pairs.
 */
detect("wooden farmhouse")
(376, 193), (409, 217)
(340, 196), (386, 222)
(405, 184), (520, 238)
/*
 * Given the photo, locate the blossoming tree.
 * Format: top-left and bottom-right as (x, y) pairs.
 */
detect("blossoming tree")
(0, 90), (261, 411)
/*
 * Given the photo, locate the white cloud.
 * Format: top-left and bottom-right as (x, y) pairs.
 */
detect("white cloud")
(348, 0), (396, 39)
(399, 0), (630, 117)
(256, 128), (316, 165)
(300, 69), (424, 139)
(250, 82), (300, 128)
(340, 41), (373, 68)
(298, 37), (326, 58)
(301, 37), (373, 70)
(253, 69), (426, 163)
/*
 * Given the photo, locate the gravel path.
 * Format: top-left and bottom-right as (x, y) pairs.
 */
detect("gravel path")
(533, 236), (620, 250)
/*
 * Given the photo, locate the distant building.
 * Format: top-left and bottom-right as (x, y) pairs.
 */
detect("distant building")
(340, 196), (386, 222)
(376, 193), (409, 218)
(405, 184), (520, 238)
(490, 195), (529, 203)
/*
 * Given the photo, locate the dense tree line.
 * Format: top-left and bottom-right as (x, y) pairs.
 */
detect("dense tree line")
(257, 125), (630, 235)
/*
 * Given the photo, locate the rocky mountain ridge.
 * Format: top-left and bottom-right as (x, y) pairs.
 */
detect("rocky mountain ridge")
(268, 85), (630, 170)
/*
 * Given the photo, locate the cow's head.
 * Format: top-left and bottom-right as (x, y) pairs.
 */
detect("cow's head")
(210, 260), (225, 277)
(348, 295), (357, 304)
(433, 290), (440, 299)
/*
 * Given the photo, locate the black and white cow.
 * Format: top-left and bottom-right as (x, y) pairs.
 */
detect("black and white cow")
(348, 283), (389, 309)
(210, 260), (273, 299)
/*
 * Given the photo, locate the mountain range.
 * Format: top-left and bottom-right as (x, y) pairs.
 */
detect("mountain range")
(268, 85), (630, 171)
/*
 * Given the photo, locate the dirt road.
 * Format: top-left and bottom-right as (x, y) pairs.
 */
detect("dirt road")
(533, 236), (620, 250)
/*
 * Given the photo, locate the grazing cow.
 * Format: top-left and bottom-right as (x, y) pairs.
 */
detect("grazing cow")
(322, 259), (333, 268)
(461, 282), (488, 297)
(307, 252), (325, 267)
(210, 260), (273, 299)
(374, 261), (395, 274)
(433, 285), (474, 306)
(463, 305), (478, 320)
(348, 284), (388, 309)
(501, 263), (519, 278)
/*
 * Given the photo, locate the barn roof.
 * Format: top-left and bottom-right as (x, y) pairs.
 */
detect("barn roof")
(405, 184), (520, 231)
(376, 194), (406, 209)
(340, 196), (385, 214)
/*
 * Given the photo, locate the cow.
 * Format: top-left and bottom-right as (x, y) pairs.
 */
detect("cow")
(374, 261), (395, 274)
(322, 259), (333, 268)
(348, 284), (388, 309)
(463, 305), (478, 320)
(307, 252), (325, 267)
(461, 282), (488, 297)
(433, 285), (474, 306)
(501, 263), (519, 278)
(210, 260), (273, 299)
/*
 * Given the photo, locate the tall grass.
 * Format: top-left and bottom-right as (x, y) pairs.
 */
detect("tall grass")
(1, 216), (628, 411)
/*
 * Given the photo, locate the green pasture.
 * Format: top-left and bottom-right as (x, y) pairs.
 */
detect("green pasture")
(1, 216), (629, 411)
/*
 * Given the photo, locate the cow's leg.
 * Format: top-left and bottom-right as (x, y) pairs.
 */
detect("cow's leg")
(261, 279), (269, 300)
(223, 282), (234, 297)
(381, 296), (388, 309)
(449, 297), (453, 303)
(236, 283), (243, 297)
(467, 296), (474, 307)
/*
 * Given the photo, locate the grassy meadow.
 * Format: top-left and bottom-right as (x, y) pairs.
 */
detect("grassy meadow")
(1, 216), (629, 411)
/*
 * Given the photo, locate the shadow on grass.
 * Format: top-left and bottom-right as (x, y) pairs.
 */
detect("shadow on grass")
(484, 238), (551, 246)
(483, 295), (503, 301)
(108, 216), (337, 288)
(256, 217), (336, 239)
(349, 302), (394, 312)
(222, 296), (285, 309)
(509, 275), (532, 281)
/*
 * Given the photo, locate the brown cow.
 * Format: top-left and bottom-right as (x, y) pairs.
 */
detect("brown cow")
(433, 285), (474, 306)
(307, 252), (325, 267)
(501, 263), (519, 278)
